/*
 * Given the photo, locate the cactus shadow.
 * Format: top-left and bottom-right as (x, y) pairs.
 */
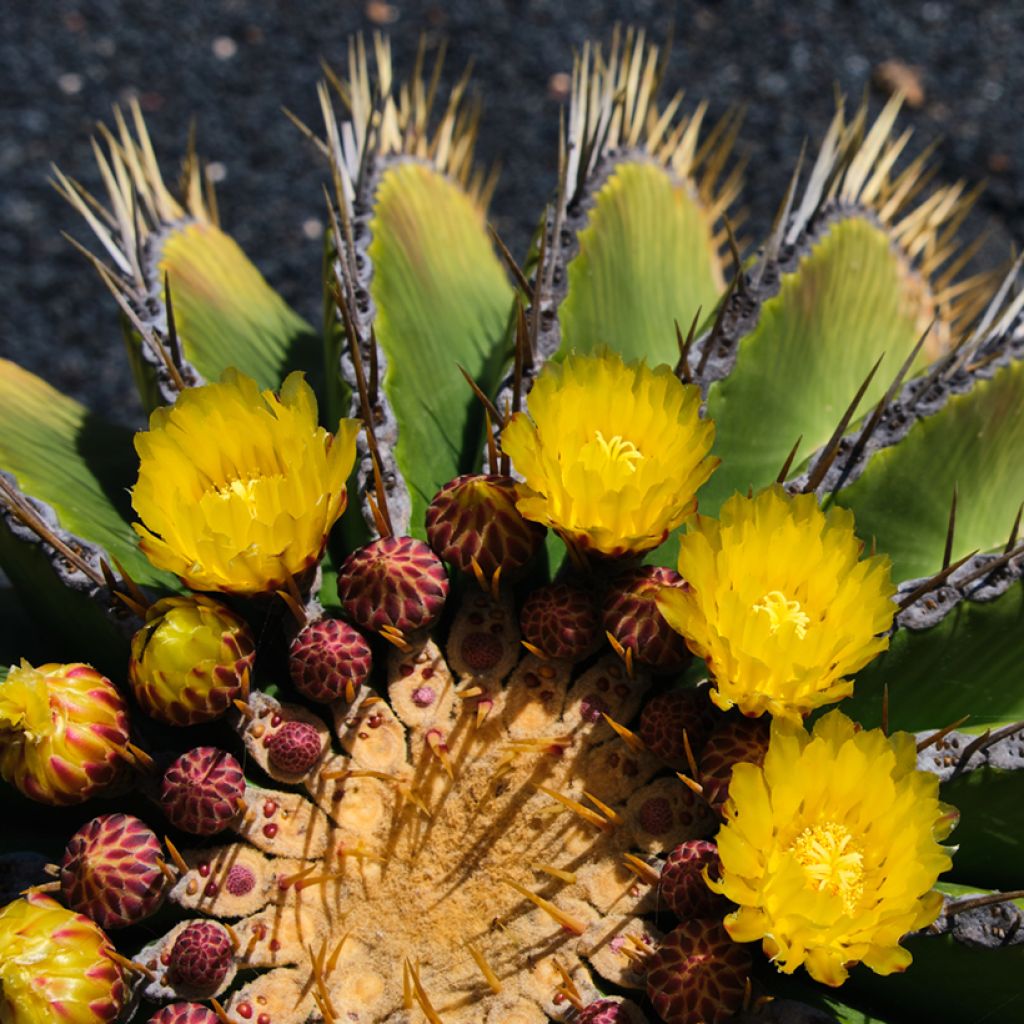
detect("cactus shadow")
(74, 410), (138, 526)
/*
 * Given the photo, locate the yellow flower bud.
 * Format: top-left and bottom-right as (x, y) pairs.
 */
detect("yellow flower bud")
(129, 595), (255, 725)
(0, 893), (126, 1024)
(0, 661), (129, 805)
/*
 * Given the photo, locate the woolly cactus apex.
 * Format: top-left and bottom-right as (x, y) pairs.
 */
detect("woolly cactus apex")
(129, 594), (255, 726)
(266, 720), (323, 775)
(160, 747), (245, 836)
(289, 617), (373, 703)
(603, 566), (693, 673)
(0, 660), (130, 805)
(147, 1005), (220, 1024)
(60, 813), (168, 929)
(167, 920), (234, 994)
(337, 535), (449, 636)
(425, 473), (545, 581)
(519, 582), (601, 661)
(0, 892), (126, 1024)
(699, 716), (771, 813)
(638, 687), (719, 771)
(646, 920), (751, 1024)
(659, 840), (728, 920)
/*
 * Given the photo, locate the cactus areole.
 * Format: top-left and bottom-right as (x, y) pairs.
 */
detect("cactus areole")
(1, 24), (1024, 1024)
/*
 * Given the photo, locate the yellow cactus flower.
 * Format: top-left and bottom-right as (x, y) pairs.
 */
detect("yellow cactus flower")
(0, 661), (129, 805)
(658, 485), (895, 719)
(132, 369), (359, 594)
(710, 710), (956, 987)
(501, 350), (717, 557)
(0, 893), (126, 1024)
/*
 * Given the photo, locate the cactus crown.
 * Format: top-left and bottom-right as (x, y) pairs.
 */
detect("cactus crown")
(0, 24), (1022, 1024)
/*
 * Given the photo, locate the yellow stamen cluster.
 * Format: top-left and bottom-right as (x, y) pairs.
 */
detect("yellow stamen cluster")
(789, 822), (865, 914)
(753, 590), (810, 639)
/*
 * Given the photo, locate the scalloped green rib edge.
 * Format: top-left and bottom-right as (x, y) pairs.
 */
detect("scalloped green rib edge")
(844, 583), (1024, 733)
(0, 359), (168, 587)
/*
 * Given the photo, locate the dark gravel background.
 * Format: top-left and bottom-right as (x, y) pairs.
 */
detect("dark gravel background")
(2, 0), (1021, 427)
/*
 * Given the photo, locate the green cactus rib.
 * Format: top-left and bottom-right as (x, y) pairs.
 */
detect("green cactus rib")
(635, 101), (992, 570)
(56, 101), (318, 412)
(832, 332), (1024, 581)
(369, 162), (512, 525)
(488, 31), (739, 467)
(840, 549), (1024, 734)
(842, 901), (1024, 1024)
(939, 758), (1024, 892)
(699, 214), (934, 516)
(318, 36), (511, 540)
(558, 158), (725, 366)
(0, 361), (162, 661)
(688, 90), (991, 520)
(919, 723), (1024, 892)
(156, 223), (320, 394)
(0, 362), (166, 588)
(789, 265), (1024, 503)
(688, 97), (987, 386)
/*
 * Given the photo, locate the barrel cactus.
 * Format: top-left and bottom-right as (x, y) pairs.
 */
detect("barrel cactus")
(0, 27), (1021, 1024)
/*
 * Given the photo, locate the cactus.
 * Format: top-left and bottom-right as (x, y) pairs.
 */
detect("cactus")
(0, 26), (1022, 1024)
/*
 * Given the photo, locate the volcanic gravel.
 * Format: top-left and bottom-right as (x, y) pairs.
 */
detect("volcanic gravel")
(1, 0), (1020, 424)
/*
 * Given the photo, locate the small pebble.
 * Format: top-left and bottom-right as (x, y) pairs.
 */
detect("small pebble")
(212, 36), (238, 60)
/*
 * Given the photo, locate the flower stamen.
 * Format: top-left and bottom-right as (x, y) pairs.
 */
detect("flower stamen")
(790, 821), (864, 913)
(753, 590), (810, 639)
(212, 476), (264, 502)
(594, 431), (643, 471)
(579, 430), (645, 488)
